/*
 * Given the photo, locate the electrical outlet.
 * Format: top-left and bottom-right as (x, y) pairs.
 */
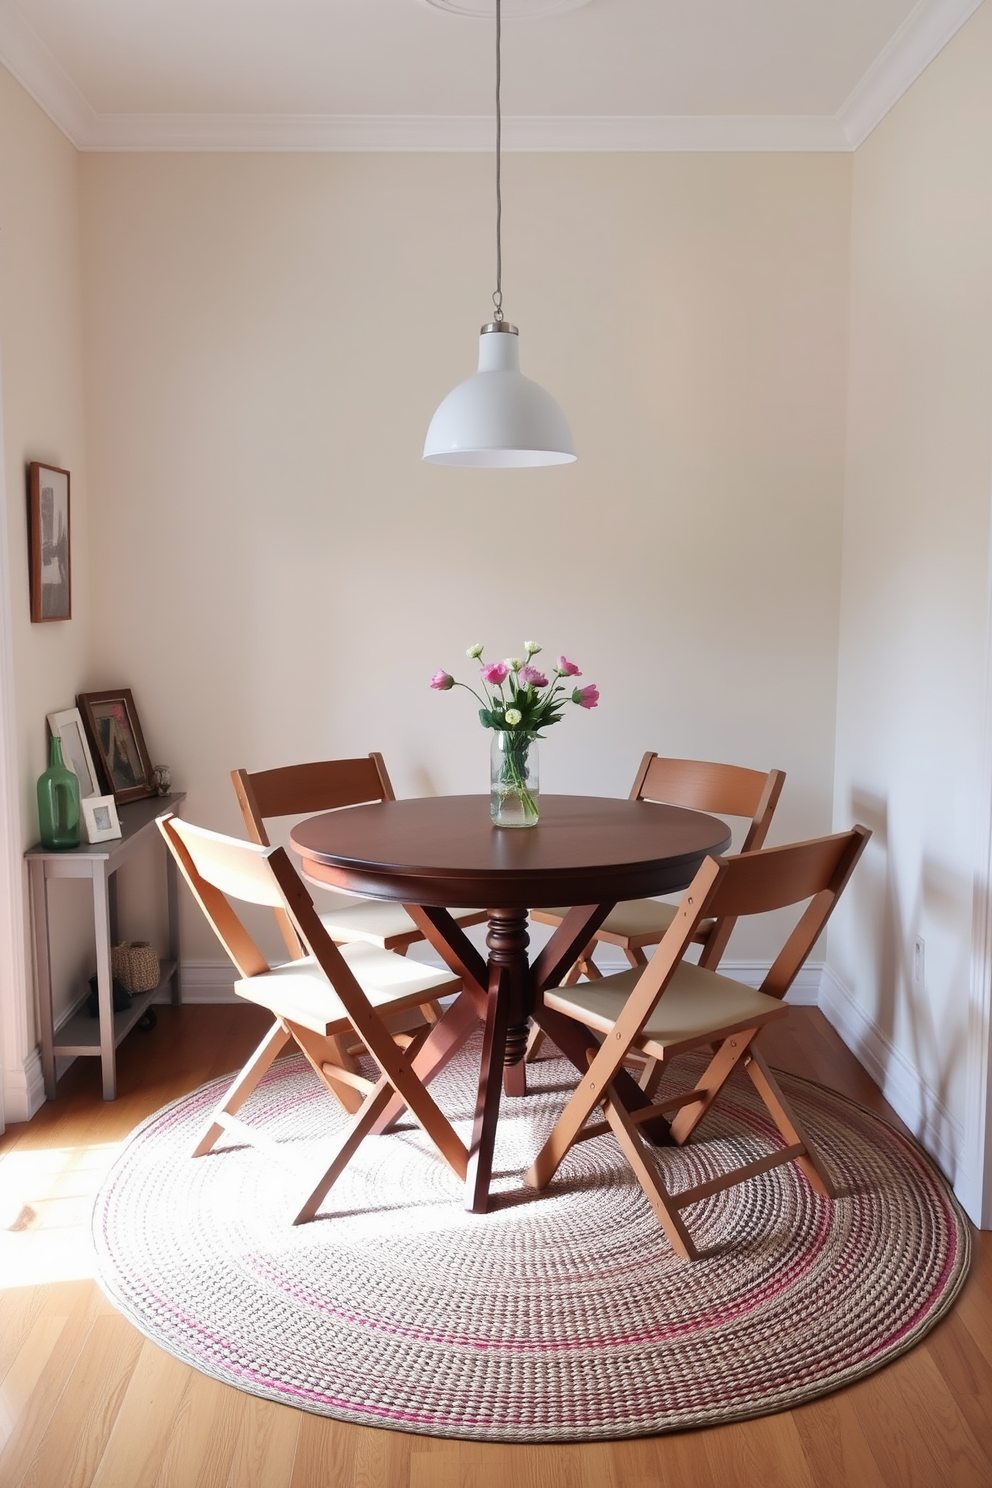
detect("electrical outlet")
(913, 936), (925, 986)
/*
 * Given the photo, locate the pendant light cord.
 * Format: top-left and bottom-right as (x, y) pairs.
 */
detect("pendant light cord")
(493, 0), (503, 322)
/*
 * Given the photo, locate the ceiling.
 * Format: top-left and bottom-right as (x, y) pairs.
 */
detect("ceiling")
(0, 0), (983, 151)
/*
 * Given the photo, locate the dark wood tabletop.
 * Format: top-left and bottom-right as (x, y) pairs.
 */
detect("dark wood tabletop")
(290, 794), (731, 908)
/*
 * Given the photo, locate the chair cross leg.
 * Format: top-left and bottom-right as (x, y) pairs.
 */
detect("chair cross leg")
(293, 1077), (395, 1224)
(668, 1029), (758, 1145)
(287, 1021), (366, 1115)
(601, 1094), (697, 1261)
(526, 1040), (630, 1191)
(744, 1046), (836, 1199)
(191, 1021), (292, 1158)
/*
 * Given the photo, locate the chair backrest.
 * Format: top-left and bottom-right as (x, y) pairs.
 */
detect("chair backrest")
(232, 754), (395, 960)
(699, 825), (871, 999)
(628, 754), (786, 966)
(624, 826), (871, 1033)
(158, 810), (383, 1022)
(158, 813), (282, 980)
(232, 754), (395, 847)
(629, 753), (785, 854)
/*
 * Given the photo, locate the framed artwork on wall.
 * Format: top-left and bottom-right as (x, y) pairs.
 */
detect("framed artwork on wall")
(77, 688), (155, 804)
(47, 707), (101, 800)
(28, 462), (71, 622)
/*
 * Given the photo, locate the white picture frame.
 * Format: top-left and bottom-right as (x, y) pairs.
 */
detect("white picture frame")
(81, 793), (121, 844)
(47, 707), (102, 800)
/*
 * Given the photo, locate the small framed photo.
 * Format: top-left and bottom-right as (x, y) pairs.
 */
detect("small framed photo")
(81, 793), (122, 844)
(77, 688), (155, 804)
(47, 707), (102, 800)
(28, 462), (71, 622)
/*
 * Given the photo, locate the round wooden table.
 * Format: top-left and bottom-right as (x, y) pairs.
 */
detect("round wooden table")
(291, 794), (730, 1211)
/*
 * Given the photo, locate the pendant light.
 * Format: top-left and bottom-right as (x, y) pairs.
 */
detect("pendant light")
(423, 0), (576, 467)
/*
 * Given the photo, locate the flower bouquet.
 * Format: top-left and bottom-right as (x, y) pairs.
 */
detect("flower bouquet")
(431, 642), (599, 827)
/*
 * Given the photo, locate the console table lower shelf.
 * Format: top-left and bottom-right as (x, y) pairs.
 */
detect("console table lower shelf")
(50, 958), (178, 1056)
(26, 793), (186, 1101)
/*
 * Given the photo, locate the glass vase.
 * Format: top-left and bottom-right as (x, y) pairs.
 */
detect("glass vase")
(490, 731), (539, 827)
(37, 733), (81, 850)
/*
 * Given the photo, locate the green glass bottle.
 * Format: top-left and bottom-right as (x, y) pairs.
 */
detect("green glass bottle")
(37, 734), (81, 849)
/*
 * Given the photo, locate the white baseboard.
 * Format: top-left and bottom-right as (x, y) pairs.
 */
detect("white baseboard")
(1, 1045), (46, 1123)
(165, 959), (239, 1003)
(818, 963), (964, 1191)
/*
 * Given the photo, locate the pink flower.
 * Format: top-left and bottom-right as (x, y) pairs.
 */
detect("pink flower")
(430, 670), (454, 691)
(480, 662), (509, 685)
(572, 684), (599, 709)
(557, 656), (581, 676)
(519, 666), (548, 688)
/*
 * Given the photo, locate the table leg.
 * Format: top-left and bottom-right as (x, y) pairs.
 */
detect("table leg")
(466, 959), (513, 1212)
(486, 908), (530, 1098)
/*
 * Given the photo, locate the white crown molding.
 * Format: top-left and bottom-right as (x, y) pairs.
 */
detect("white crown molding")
(0, 0), (96, 145)
(0, 0), (983, 153)
(838, 0), (985, 147)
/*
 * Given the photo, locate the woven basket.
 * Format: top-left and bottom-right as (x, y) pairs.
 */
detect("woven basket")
(111, 941), (161, 994)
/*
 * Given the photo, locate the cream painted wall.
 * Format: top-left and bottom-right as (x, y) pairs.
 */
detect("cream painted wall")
(831, 1), (992, 1184)
(0, 63), (92, 1110)
(77, 149), (851, 963)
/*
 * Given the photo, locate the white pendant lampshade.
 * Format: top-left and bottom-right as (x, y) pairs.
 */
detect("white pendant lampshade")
(423, 322), (576, 467)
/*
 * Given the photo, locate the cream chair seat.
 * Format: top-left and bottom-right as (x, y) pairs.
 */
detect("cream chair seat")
(545, 960), (788, 1054)
(234, 942), (458, 1033)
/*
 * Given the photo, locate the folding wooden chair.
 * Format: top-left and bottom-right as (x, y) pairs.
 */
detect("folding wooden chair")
(531, 754), (785, 980)
(526, 826), (870, 1261)
(158, 812), (468, 1225)
(232, 754), (487, 960)
(527, 754), (785, 1069)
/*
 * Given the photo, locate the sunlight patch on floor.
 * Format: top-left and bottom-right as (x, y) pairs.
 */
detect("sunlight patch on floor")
(0, 1141), (121, 1287)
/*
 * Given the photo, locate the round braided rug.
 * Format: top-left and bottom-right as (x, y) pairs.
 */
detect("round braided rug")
(92, 1038), (970, 1442)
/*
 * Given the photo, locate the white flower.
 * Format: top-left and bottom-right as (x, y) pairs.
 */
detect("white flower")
(504, 708), (522, 726)
(506, 658), (523, 671)
(466, 643), (484, 659)
(524, 640), (542, 656)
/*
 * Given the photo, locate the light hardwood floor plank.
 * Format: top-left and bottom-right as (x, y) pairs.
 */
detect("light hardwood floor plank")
(409, 1439), (620, 1488)
(0, 1309), (68, 1457)
(790, 1390), (892, 1488)
(89, 1339), (201, 1488)
(849, 1364), (958, 1488)
(150, 1370), (250, 1488)
(288, 1414), (357, 1488)
(225, 1394), (301, 1488)
(612, 1432), (719, 1488)
(0, 1280), (107, 1488)
(701, 1412), (820, 1488)
(15, 1313), (143, 1488)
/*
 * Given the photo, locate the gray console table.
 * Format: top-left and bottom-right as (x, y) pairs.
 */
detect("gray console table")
(26, 792), (186, 1101)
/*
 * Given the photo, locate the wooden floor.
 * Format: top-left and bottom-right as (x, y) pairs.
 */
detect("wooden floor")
(1, 1004), (990, 1488)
